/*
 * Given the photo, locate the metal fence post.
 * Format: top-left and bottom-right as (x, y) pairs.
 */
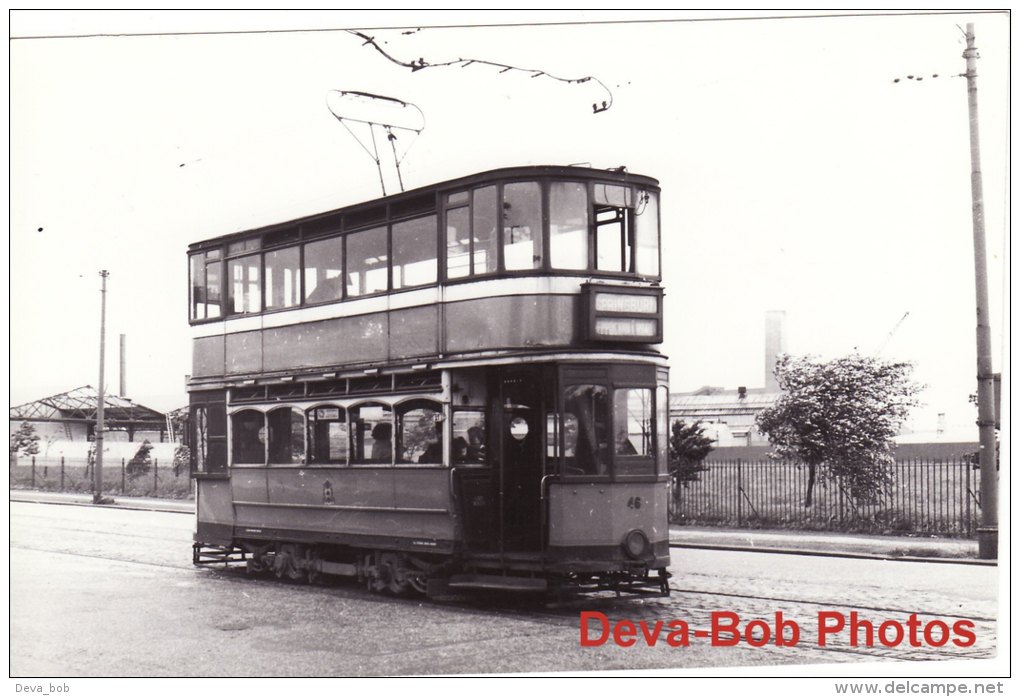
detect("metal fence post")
(154, 458), (159, 495)
(121, 458), (126, 493)
(31, 456), (36, 488)
(736, 458), (743, 526)
(60, 456), (65, 491)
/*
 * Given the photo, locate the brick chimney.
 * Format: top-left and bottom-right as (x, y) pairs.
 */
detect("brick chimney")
(765, 311), (786, 392)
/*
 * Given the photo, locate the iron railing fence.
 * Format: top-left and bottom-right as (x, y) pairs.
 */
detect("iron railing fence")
(670, 457), (981, 537)
(10, 455), (193, 500)
(12, 455), (982, 535)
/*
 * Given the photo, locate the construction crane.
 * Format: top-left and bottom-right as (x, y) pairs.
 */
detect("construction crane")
(873, 311), (910, 356)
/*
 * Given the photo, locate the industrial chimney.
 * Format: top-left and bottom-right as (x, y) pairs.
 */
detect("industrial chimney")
(119, 334), (127, 398)
(765, 311), (786, 392)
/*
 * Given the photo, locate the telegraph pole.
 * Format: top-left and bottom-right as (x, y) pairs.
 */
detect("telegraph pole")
(963, 24), (997, 559)
(94, 270), (111, 505)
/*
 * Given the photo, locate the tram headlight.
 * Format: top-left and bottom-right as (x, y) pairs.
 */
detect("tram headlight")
(622, 529), (650, 559)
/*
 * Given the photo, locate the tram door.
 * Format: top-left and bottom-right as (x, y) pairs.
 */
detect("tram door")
(498, 368), (547, 552)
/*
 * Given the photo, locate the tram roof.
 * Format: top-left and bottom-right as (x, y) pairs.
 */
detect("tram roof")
(189, 165), (660, 251)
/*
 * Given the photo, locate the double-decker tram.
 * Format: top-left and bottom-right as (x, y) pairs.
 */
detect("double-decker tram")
(188, 165), (670, 597)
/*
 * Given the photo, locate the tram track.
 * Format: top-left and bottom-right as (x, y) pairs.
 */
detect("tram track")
(11, 537), (997, 667)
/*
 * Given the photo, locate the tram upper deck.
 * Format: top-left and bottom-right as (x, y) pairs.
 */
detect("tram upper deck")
(187, 166), (664, 387)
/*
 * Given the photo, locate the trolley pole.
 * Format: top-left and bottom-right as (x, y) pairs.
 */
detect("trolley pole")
(93, 270), (111, 505)
(962, 24), (997, 559)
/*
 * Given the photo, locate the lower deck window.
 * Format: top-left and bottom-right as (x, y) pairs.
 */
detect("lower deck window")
(397, 400), (443, 464)
(307, 406), (348, 464)
(232, 410), (265, 464)
(267, 407), (305, 464)
(351, 403), (393, 464)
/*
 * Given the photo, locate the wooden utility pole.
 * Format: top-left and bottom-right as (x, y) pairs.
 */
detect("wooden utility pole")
(94, 270), (110, 504)
(963, 24), (997, 559)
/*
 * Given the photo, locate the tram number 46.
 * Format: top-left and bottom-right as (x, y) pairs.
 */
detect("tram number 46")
(626, 496), (643, 509)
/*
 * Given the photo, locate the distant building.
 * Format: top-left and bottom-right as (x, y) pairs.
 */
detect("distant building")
(669, 386), (780, 446)
(670, 311), (785, 447)
(9, 385), (169, 451)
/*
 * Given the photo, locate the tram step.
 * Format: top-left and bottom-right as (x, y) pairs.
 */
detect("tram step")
(193, 543), (247, 566)
(447, 574), (548, 592)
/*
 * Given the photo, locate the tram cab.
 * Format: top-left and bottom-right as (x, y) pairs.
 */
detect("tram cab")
(188, 165), (670, 595)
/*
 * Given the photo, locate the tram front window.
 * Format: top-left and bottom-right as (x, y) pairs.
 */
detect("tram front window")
(634, 190), (660, 278)
(563, 384), (609, 475)
(503, 182), (543, 270)
(614, 388), (655, 475)
(549, 181), (589, 270)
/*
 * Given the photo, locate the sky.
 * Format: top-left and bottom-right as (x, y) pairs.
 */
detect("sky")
(9, 10), (1010, 440)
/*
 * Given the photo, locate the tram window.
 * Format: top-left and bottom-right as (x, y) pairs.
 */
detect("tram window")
(634, 191), (660, 278)
(563, 384), (609, 476)
(594, 184), (634, 273)
(231, 410), (266, 465)
(446, 206), (471, 279)
(546, 412), (559, 459)
(350, 403), (393, 464)
(346, 226), (388, 297)
(267, 407), (305, 465)
(227, 255), (262, 314)
(264, 246), (301, 310)
(473, 186), (499, 275)
(190, 250), (222, 321)
(656, 385), (669, 475)
(614, 388), (655, 476)
(549, 182), (589, 270)
(502, 182), (543, 270)
(227, 238), (260, 256)
(307, 406), (348, 464)
(447, 191), (469, 206)
(304, 236), (344, 304)
(392, 215), (438, 290)
(397, 400), (443, 464)
(192, 406), (209, 472)
(452, 411), (486, 464)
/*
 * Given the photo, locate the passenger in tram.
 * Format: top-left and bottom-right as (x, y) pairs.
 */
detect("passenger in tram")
(451, 436), (470, 464)
(370, 422), (392, 462)
(421, 422), (443, 463)
(466, 426), (486, 462)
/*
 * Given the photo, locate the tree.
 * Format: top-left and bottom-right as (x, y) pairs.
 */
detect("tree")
(756, 353), (921, 508)
(126, 439), (154, 479)
(668, 420), (714, 520)
(669, 420), (714, 484)
(10, 421), (41, 460)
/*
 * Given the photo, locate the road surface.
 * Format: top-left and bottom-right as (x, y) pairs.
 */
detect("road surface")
(9, 501), (999, 676)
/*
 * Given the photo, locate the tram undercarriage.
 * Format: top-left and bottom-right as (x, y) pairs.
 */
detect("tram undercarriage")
(192, 540), (671, 599)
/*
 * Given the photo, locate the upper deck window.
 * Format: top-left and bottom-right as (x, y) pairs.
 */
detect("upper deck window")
(304, 236), (344, 304)
(190, 250), (222, 321)
(446, 186), (498, 279)
(502, 182), (543, 270)
(634, 190), (660, 278)
(264, 246), (301, 310)
(392, 215), (438, 290)
(549, 182), (589, 270)
(228, 254), (262, 314)
(346, 225), (388, 297)
(594, 184), (634, 273)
